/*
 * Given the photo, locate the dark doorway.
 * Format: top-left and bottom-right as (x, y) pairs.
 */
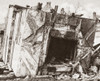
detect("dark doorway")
(45, 35), (77, 64)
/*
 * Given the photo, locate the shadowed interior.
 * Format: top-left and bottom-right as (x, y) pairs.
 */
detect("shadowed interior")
(45, 35), (77, 64)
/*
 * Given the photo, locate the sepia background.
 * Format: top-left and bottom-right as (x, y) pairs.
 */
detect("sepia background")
(0, 0), (100, 23)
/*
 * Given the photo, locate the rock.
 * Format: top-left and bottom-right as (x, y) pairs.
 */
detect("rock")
(0, 62), (5, 67)
(72, 73), (80, 79)
(90, 66), (98, 73)
(3, 70), (10, 74)
(56, 73), (71, 80)
(0, 72), (15, 80)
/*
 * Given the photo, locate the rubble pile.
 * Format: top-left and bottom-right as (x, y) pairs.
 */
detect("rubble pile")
(0, 2), (100, 81)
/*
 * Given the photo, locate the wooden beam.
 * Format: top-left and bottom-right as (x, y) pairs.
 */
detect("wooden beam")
(9, 11), (22, 67)
(2, 6), (14, 64)
(84, 25), (96, 40)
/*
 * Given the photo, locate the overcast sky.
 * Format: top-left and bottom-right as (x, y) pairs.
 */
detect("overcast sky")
(0, 0), (100, 23)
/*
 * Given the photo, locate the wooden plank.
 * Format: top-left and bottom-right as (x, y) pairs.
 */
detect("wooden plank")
(22, 48), (39, 67)
(21, 54), (36, 76)
(2, 6), (14, 64)
(2, 8), (10, 62)
(11, 9), (36, 77)
(21, 54), (37, 76)
(9, 11), (22, 68)
(20, 44), (41, 76)
(39, 27), (51, 66)
(84, 25), (96, 40)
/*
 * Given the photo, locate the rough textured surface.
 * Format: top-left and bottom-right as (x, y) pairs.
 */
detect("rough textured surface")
(2, 5), (98, 80)
(81, 18), (96, 47)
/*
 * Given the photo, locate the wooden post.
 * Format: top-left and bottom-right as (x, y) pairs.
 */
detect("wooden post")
(54, 5), (58, 12)
(9, 11), (22, 68)
(2, 5), (14, 64)
(2, 7), (10, 62)
(51, 5), (58, 27)
(11, 9), (29, 77)
(93, 12), (97, 20)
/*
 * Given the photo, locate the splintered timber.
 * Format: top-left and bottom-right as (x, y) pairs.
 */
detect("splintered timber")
(0, 2), (100, 81)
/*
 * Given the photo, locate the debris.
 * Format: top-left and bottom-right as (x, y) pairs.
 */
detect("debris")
(60, 8), (66, 14)
(56, 65), (72, 72)
(42, 2), (52, 12)
(90, 66), (98, 73)
(72, 73), (80, 79)
(1, 2), (99, 81)
(56, 73), (71, 80)
(0, 72), (15, 80)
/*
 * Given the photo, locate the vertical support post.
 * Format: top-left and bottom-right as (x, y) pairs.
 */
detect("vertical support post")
(11, 9), (28, 77)
(93, 12), (97, 20)
(2, 5), (14, 64)
(9, 11), (22, 68)
(54, 5), (58, 12)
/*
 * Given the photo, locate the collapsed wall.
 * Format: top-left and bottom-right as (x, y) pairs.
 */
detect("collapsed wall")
(2, 4), (97, 78)
(2, 5), (53, 77)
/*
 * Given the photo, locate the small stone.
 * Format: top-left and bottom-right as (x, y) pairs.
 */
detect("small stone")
(90, 66), (98, 73)
(72, 73), (80, 79)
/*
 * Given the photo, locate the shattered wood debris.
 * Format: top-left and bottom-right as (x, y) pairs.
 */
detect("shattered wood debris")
(0, 2), (100, 81)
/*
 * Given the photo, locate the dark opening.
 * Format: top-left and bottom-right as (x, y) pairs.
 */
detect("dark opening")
(45, 35), (77, 64)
